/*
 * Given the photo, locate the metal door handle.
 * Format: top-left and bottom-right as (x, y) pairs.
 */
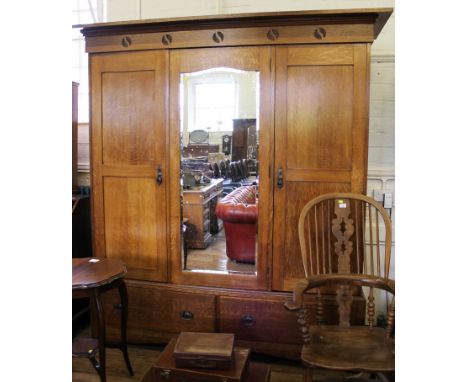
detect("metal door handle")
(156, 166), (163, 185)
(277, 167), (283, 189)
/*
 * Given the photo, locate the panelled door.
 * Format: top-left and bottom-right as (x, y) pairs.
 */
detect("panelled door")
(90, 50), (169, 282)
(272, 44), (370, 291)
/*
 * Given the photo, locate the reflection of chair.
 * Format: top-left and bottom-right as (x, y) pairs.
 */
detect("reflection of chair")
(285, 193), (394, 382)
(219, 160), (227, 178)
(215, 186), (257, 263)
(213, 162), (220, 178)
(229, 162), (239, 181)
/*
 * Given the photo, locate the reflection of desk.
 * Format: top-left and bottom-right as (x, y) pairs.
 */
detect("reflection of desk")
(182, 144), (219, 157)
(182, 178), (224, 249)
(72, 258), (133, 382)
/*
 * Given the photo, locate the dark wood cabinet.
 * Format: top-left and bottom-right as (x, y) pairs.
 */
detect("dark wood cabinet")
(182, 178), (224, 249)
(72, 195), (92, 259)
(81, 8), (392, 358)
(72, 82), (79, 194)
(182, 144), (219, 158)
(232, 119), (256, 161)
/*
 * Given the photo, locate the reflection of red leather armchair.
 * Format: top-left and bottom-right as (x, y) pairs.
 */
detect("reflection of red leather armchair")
(215, 186), (257, 263)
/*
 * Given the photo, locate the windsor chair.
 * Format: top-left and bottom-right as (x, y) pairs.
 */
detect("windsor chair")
(285, 193), (395, 382)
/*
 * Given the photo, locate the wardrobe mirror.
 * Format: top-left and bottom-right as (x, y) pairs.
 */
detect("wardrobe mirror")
(179, 68), (260, 276)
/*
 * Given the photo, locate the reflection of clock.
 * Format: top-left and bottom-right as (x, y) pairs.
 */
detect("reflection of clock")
(189, 129), (209, 145)
(222, 135), (231, 155)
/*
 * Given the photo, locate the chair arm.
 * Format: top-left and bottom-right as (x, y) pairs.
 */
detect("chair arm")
(284, 274), (395, 311)
(215, 202), (258, 223)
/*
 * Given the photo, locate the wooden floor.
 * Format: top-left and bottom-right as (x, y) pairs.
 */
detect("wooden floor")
(186, 229), (256, 275)
(72, 324), (392, 382)
(72, 330), (304, 381)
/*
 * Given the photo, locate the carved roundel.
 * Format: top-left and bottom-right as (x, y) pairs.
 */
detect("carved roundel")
(212, 31), (224, 43)
(267, 29), (280, 41)
(162, 34), (173, 46)
(314, 27), (327, 40)
(121, 36), (132, 47)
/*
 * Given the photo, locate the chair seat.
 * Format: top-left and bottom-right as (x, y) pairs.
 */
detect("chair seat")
(302, 326), (394, 372)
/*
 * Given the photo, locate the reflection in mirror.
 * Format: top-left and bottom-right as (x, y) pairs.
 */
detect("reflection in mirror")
(180, 68), (260, 276)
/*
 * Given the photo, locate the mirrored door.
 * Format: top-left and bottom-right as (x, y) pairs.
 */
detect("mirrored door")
(169, 47), (273, 290)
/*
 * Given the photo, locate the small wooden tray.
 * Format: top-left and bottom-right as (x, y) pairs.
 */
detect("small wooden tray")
(174, 332), (234, 369)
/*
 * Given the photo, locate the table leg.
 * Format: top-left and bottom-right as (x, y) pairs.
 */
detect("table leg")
(118, 281), (134, 376)
(93, 288), (106, 382)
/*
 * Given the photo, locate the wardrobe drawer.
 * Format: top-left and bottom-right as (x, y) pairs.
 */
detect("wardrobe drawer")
(218, 296), (303, 344)
(100, 284), (216, 338)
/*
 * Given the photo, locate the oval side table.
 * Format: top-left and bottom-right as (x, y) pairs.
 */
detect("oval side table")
(72, 257), (134, 382)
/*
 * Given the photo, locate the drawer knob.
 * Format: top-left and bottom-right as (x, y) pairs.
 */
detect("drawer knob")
(241, 314), (256, 327)
(113, 303), (122, 310)
(181, 310), (194, 320)
(160, 369), (171, 379)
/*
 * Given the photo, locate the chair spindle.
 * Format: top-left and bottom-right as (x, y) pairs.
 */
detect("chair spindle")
(314, 206), (320, 274)
(316, 289), (324, 325)
(375, 207), (381, 276)
(367, 287), (375, 327)
(362, 202), (367, 274)
(368, 203), (374, 275)
(297, 307), (311, 344)
(327, 200), (332, 272)
(307, 215), (313, 276)
(386, 296), (395, 339)
(355, 201), (360, 274)
(321, 205), (326, 274)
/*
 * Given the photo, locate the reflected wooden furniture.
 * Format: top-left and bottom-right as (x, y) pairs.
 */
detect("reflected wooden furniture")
(72, 258), (134, 382)
(80, 9), (392, 358)
(72, 194), (93, 327)
(232, 118), (256, 161)
(72, 195), (92, 259)
(183, 144), (220, 158)
(72, 81), (79, 194)
(285, 193), (394, 381)
(182, 178), (224, 249)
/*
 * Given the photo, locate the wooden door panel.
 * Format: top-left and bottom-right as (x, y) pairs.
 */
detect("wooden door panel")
(286, 66), (353, 171)
(102, 71), (156, 166)
(103, 177), (167, 281)
(272, 44), (369, 291)
(278, 182), (351, 291)
(90, 50), (168, 282)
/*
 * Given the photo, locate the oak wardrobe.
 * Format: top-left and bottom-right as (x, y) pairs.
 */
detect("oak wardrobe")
(81, 8), (392, 358)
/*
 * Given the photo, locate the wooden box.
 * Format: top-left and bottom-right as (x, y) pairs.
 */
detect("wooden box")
(141, 361), (269, 382)
(174, 332), (234, 369)
(152, 338), (249, 382)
